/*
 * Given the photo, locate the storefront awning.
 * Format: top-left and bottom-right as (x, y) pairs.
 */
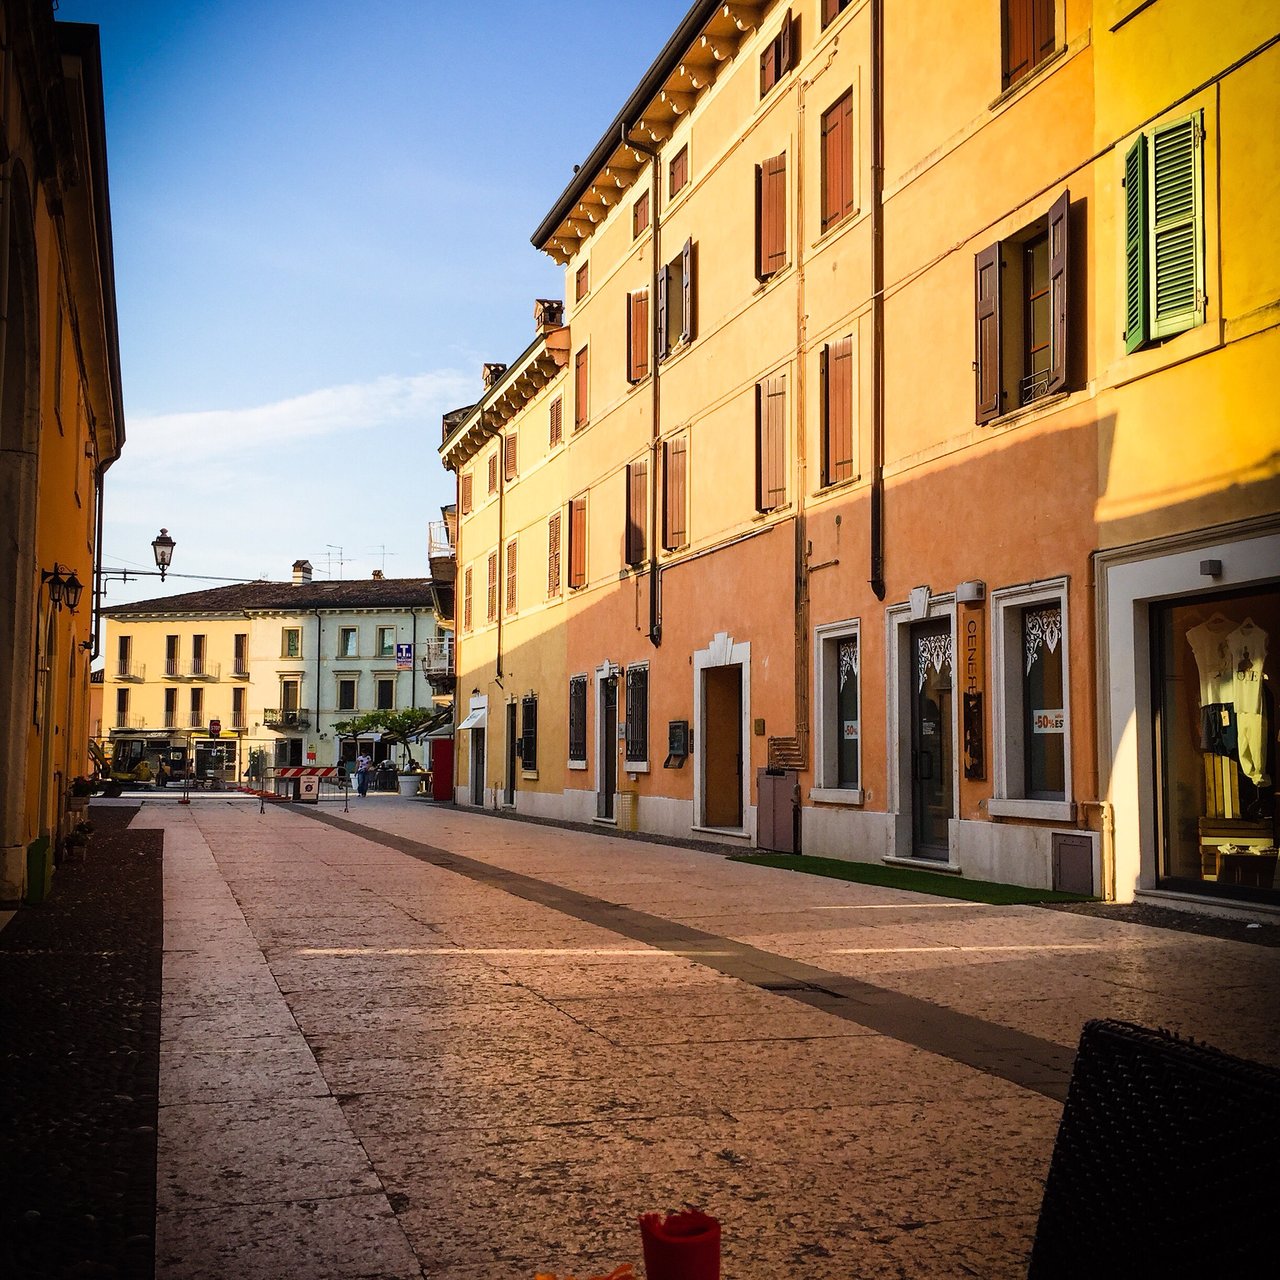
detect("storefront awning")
(457, 706), (487, 732)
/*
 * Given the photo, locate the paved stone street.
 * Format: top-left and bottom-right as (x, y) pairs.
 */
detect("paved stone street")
(134, 797), (1279, 1278)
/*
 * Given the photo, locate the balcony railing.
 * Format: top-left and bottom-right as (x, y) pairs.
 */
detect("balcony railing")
(113, 714), (146, 729)
(115, 662), (146, 682)
(428, 518), (456, 559)
(263, 707), (311, 731)
(170, 660), (220, 681)
(230, 664), (250, 680)
(419, 637), (455, 675)
(188, 712), (207, 728)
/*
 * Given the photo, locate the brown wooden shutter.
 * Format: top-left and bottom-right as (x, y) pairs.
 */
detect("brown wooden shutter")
(549, 396), (562, 446)
(505, 538), (517, 613)
(627, 291), (648, 382)
(656, 266), (669, 362)
(486, 552), (497, 621)
(1003, 0), (1054, 89)
(504, 433), (517, 480)
(574, 347), (588, 427)
(822, 0), (840, 26)
(487, 452), (497, 493)
(756, 376), (786, 511)
(975, 243), (1003, 423)
(669, 146), (687, 197)
(681, 238), (695, 342)
(460, 473), (473, 514)
(822, 337), (854, 485)
(760, 41), (777, 95)
(663, 437), (687, 550)
(779, 10), (794, 75)
(575, 262), (588, 301)
(758, 153), (787, 280)
(1047, 189), (1070, 395)
(633, 190), (649, 237)
(822, 91), (854, 231)
(547, 511), (561, 596)
(626, 458), (648, 566)
(569, 496), (587, 589)
(463, 566), (473, 630)
(1034, 0), (1055, 66)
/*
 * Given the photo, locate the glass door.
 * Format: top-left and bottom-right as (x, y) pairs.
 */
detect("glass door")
(911, 619), (954, 859)
(598, 677), (617, 819)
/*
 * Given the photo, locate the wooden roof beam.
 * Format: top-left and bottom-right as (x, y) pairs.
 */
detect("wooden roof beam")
(699, 32), (737, 62)
(660, 88), (696, 115)
(636, 115), (673, 144)
(722, 2), (761, 31)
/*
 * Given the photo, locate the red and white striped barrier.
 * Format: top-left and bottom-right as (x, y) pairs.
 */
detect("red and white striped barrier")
(274, 766), (340, 778)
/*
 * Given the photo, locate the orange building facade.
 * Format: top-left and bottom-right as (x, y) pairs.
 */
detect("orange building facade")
(442, 0), (1279, 908)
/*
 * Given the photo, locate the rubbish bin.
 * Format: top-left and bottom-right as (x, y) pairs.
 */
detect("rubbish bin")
(25, 837), (52, 905)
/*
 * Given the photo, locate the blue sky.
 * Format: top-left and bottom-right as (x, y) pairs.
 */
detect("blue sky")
(57, 0), (690, 599)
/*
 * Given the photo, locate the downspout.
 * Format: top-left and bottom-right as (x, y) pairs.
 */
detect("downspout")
(869, 0), (887, 601)
(496, 420), (505, 684)
(793, 70), (811, 766)
(411, 607), (417, 707)
(622, 124), (663, 647)
(313, 608), (322, 740)
(91, 469), (104, 659)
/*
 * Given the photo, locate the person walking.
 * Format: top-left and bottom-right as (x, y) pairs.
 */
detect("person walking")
(355, 752), (371, 798)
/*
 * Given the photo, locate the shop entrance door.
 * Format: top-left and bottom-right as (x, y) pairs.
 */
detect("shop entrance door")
(598, 677), (617, 819)
(703, 664), (744, 828)
(504, 702), (517, 806)
(470, 728), (486, 806)
(910, 619), (954, 859)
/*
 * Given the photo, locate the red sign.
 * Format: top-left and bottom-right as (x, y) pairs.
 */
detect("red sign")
(209, 719), (222, 738)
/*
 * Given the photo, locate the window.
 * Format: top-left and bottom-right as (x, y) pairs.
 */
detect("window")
(1002, 0), (1056, 91)
(376, 677), (395, 711)
(461, 471), (474, 514)
(633, 189), (650, 238)
(115, 687), (129, 727)
(282, 627), (301, 658)
(166, 634), (179, 676)
(377, 626), (395, 658)
(504, 433), (517, 480)
(821, 335), (855, 486)
(488, 450), (498, 494)
(550, 396), (563, 446)
(626, 457), (648, 567)
(520, 695), (538, 771)
(280, 678), (300, 713)
(164, 687), (176, 729)
(755, 152), (787, 281)
(974, 190), (1071, 423)
(625, 664), (649, 766)
(547, 511), (562, 597)
(575, 262), (589, 301)
(814, 620), (861, 799)
(657, 238), (695, 361)
(192, 634), (205, 675)
(338, 626), (358, 658)
(822, 0), (852, 28)
(337, 677), (357, 711)
(990, 578), (1071, 818)
(759, 9), (795, 96)
(755, 374), (787, 512)
(463, 565), (474, 630)
(574, 347), (589, 429)
(820, 90), (855, 233)
(486, 551), (498, 622)
(233, 632), (248, 675)
(190, 687), (204, 728)
(568, 675), (588, 764)
(1124, 112), (1205, 353)
(116, 635), (131, 678)
(506, 537), (518, 614)
(627, 289), (649, 383)
(569, 496), (587, 589)
(669, 145), (688, 198)
(662, 436), (688, 551)
(232, 686), (246, 728)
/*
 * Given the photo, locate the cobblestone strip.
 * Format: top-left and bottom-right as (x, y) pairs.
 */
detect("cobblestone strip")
(137, 807), (423, 1280)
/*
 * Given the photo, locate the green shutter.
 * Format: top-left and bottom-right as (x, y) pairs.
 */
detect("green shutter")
(1123, 134), (1148, 354)
(1148, 111), (1204, 340)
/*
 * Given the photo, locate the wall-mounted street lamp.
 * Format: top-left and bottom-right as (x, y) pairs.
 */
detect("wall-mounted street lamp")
(151, 528), (176, 580)
(41, 564), (85, 613)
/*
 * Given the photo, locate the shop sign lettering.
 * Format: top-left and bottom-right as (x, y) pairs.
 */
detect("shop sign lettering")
(1032, 708), (1065, 734)
(962, 612), (985, 780)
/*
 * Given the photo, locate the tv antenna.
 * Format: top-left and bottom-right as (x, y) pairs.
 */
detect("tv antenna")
(324, 544), (350, 579)
(369, 545), (398, 574)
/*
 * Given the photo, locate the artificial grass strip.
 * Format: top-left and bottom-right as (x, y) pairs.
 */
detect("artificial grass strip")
(728, 853), (1096, 905)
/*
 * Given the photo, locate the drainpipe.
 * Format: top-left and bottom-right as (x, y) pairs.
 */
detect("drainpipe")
(496, 423), (505, 683)
(869, 0), (886, 601)
(411, 607), (418, 707)
(622, 124), (664, 647)
(91, 469), (104, 659)
(313, 608), (322, 740)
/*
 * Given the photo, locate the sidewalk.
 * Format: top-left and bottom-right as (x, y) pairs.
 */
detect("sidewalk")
(137, 797), (1280, 1278)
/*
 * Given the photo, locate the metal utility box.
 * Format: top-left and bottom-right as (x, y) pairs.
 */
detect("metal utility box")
(756, 768), (798, 853)
(1052, 832), (1094, 895)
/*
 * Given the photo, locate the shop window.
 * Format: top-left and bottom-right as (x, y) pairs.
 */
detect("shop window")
(755, 152), (787, 281)
(1153, 586), (1277, 902)
(820, 335), (855, 486)
(376, 676), (395, 711)
(657, 238), (696, 361)
(989, 578), (1072, 819)
(627, 289), (649, 383)
(755, 374), (787, 512)
(975, 191), (1071, 423)
(338, 626), (357, 658)
(1002, 0), (1056, 91)
(813, 620), (861, 800)
(760, 9), (795, 97)
(521, 695), (538, 771)
(662, 435), (688, 551)
(625, 664), (649, 768)
(568, 674), (588, 766)
(337, 677), (356, 711)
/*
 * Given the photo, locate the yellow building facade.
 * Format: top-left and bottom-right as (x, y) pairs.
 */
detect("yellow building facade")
(444, 0), (1278, 907)
(0, 8), (123, 903)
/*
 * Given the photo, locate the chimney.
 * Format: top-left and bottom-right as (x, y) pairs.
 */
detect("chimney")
(482, 362), (508, 388)
(534, 298), (564, 333)
(291, 559), (313, 585)
(371, 569), (385, 580)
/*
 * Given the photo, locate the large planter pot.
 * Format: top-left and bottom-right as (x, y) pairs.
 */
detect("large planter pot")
(398, 774), (423, 797)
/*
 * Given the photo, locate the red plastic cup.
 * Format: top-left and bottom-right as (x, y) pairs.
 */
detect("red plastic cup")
(638, 1208), (720, 1280)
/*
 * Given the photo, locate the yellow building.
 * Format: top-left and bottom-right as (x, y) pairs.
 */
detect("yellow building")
(0, 6), (124, 903)
(444, 0), (1278, 908)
